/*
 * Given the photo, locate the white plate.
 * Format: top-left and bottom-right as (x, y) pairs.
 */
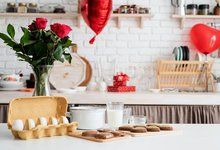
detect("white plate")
(50, 53), (86, 90)
(0, 81), (24, 91)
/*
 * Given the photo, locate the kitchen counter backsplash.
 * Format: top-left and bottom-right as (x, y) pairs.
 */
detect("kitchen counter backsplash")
(0, 0), (220, 91)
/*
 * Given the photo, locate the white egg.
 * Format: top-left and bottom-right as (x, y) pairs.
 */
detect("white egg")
(28, 119), (35, 129)
(61, 116), (69, 124)
(39, 117), (47, 127)
(12, 119), (24, 131)
(51, 117), (58, 125)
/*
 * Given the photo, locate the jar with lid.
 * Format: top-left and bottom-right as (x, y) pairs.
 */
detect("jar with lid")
(53, 5), (65, 13)
(119, 5), (130, 14)
(214, 3), (220, 15)
(129, 5), (138, 14)
(198, 4), (209, 15)
(6, 3), (17, 13)
(27, 3), (38, 13)
(17, 3), (27, 13)
(186, 4), (198, 15)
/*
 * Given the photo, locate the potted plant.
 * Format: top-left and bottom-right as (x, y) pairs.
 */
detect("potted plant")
(0, 18), (72, 96)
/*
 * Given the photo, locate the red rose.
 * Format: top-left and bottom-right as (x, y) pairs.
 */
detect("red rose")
(28, 23), (35, 31)
(50, 23), (72, 39)
(35, 18), (47, 30)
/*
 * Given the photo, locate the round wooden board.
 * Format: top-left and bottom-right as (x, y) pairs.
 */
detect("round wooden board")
(50, 54), (86, 89)
(79, 57), (92, 86)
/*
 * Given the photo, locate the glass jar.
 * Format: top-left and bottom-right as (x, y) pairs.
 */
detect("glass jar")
(6, 3), (17, 13)
(198, 4), (209, 15)
(17, 3), (27, 13)
(214, 3), (220, 15)
(53, 5), (65, 13)
(186, 4), (198, 15)
(119, 5), (129, 14)
(27, 3), (38, 13)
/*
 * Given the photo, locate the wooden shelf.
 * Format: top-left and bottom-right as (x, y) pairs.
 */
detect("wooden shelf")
(0, 13), (153, 28)
(0, 12), (76, 18)
(78, 13), (154, 28)
(172, 14), (220, 29)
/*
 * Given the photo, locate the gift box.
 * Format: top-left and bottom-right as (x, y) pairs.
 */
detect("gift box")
(113, 81), (126, 87)
(113, 73), (129, 87)
(107, 86), (136, 92)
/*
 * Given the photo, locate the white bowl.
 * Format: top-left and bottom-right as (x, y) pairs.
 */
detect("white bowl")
(149, 88), (161, 93)
(0, 81), (24, 91)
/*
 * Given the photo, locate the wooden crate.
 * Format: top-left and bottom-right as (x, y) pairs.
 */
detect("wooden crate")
(156, 60), (214, 92)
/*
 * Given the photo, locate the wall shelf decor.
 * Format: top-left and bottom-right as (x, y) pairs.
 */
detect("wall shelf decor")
(172, 14), (220, 29)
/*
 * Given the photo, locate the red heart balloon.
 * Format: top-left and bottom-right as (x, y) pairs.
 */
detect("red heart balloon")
(80, 0), (112, 44)
(190, 24), (220, 55)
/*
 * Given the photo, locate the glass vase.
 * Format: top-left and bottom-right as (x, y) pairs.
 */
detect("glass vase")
(32, 65), (53, 96)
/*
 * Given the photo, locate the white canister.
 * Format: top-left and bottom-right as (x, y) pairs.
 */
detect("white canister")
(215, 83), (220, 92)
(68, 107), (106, 130)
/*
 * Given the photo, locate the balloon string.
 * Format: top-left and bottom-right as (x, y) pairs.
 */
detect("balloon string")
(89, 35), (96, 44)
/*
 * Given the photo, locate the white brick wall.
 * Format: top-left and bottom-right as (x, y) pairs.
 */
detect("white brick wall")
(0, 0), (220, 90)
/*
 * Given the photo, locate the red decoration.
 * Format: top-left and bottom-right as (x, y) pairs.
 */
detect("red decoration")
(107, 86), (136, 92)
(190, 24), (220, 55)
(50, 23), (72, 39)
(80, 0), (112, 44)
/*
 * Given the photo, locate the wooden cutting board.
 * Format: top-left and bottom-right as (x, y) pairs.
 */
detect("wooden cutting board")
(50, 53), (86, 89)
(71, 44), (92, 86)
(68, 131), (130, 143)
(119, 130), (180, 137)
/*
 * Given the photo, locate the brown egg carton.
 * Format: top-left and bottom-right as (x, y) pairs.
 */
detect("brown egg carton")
(7, 96), (78, 140)
(11, 121), (78, 140)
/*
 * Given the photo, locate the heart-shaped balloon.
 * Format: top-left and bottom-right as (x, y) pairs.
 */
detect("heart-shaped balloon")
(190, 24), (220, 55)
(80, 0), (112, 44)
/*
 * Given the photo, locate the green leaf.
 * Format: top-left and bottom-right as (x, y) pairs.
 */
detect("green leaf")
(62, 39), (72, 48)
(53, 45), (64, 62)
(64, 53), (72, 64)
(0, 33), (17, 47)
(16, 52), (31, 63)
(12, 44), (23, 52)
(7, 24), (15, 39)
(20, 27), (30, 45)
(31, 57), (47, 66)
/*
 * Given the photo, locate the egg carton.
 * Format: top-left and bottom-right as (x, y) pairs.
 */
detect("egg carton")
(7, 96), (78, 140)
(11, 122), (78, 140)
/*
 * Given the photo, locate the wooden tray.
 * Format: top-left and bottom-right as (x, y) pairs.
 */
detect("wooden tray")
(119, 130), (179, 137)
(68, 131), (130, 142)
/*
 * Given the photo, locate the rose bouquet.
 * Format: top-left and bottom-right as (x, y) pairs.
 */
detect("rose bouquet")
(0, 18), (73, 96)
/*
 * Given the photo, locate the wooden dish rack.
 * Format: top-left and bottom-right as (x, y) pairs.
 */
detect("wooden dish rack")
(156, 60), (214, 92)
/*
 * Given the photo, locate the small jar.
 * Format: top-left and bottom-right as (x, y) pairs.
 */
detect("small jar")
(17, 3), (27, 13)
(139, 7), (149, 14)
(6, 3), (17, 13)
(27, 3), (38, 13)
(53, 5), (65, 13)
(129, 5), (138, 14)
(198, 4), (209, 15)
(119, 5), (129, 14)
(186, 4), (198, 15)
(214, 3), (220, 15)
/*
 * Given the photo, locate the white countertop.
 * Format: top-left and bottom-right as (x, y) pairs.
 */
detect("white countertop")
(1, 91), (220, 105)
(0, 124), (219, 150)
